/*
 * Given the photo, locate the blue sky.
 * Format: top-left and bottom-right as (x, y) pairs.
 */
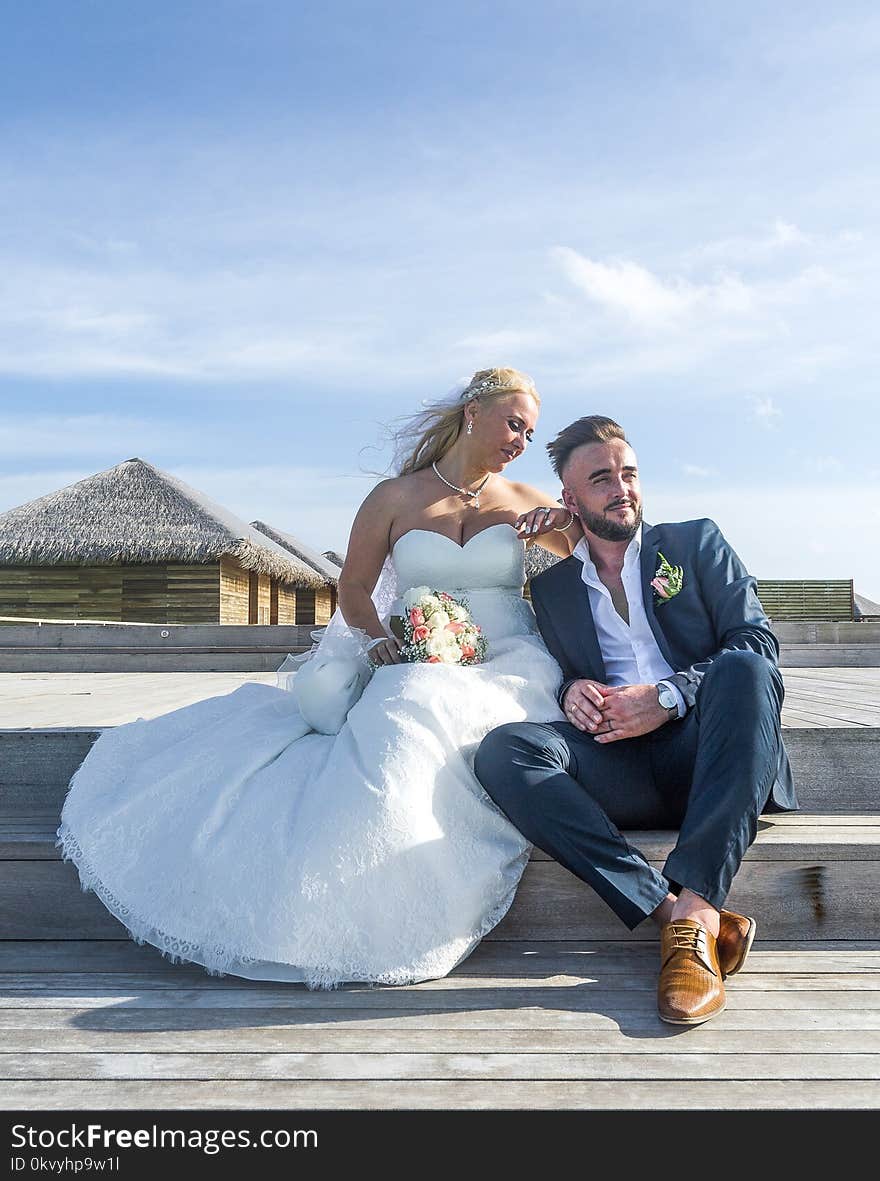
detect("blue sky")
(2, 2), (879, 596)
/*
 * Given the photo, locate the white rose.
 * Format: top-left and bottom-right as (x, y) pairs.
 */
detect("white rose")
(402, 586), (432, 610)
(425, 632), (449, 657)
(429, 610), (450, 628)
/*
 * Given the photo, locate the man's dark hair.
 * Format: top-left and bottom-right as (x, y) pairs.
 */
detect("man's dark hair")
(546, 415), (628, 479)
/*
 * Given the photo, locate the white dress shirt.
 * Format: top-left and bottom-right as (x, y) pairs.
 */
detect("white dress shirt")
(572, 526), (687, 717)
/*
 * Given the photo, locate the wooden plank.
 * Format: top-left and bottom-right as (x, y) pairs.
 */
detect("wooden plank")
(776, 624), (880, 645)
(0, 623), (311, 648)
(758, 579), (854, 623)
(9, 814), (880, 862)
(4, 939), (880, 975)
(1, 1078), (879, 1109)
(2, 1003), (879, 1031)
(2, 1022), (878, 1056)
(3, 969), (880, 993)
(3, 724), (878, 812)
(782, 648), (880, 669)
(2, 984), (880, 1010)
(493, 860), (880, 941)
(3, 854), (879, 941)
(4, 1050), (880, 1082)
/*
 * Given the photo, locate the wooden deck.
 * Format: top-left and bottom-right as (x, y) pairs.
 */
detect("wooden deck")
(2, 939), (880, 1109)
(2, 665), (878, 1111)
(2, 667), (880, 729)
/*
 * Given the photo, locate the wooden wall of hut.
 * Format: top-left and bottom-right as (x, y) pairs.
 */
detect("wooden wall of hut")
(246, 572), (272, 624)
(293, 587), (334, 625)
(277, 584), (297, 624)
(219, 556), (249, 624)
(316, 587), (334, 625)
(0, 563), (220, 623)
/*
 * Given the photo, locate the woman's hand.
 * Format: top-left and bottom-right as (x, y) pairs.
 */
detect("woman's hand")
(515, 505), (576, 539)
(367, 634), (404, 666)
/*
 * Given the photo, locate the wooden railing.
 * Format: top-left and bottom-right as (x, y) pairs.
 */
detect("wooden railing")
(756, 579), (854, 622)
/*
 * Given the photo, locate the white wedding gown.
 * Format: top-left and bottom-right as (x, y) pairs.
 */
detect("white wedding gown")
(58, 523), (564, 988)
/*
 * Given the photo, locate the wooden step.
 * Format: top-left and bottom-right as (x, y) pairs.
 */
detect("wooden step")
(7, 647), (877, 671)
(0, 623), (313, 672)
(1, 939), (879, 1109)
(2, 814), (878, 942)
(782, 646), (880, 668)
(2, 726), (878, 813)
(0, 651), (304, 672)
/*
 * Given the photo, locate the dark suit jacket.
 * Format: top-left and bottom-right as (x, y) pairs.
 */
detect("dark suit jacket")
(528, 518), (796, 812)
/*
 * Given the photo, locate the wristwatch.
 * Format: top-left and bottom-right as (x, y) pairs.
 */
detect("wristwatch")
(656, 681), (679, 720)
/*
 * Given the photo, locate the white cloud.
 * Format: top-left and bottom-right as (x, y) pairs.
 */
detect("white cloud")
(750, 396), (782, 425)
(0, 258), (380, 381)
(682, 464), (714, 478)
(692, 220), (812, 265)
(552, 246), (836, 333)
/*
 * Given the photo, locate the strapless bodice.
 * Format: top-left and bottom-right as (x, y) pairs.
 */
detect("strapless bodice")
(391, 523), (535, 642)
(391, 523), (525, 592)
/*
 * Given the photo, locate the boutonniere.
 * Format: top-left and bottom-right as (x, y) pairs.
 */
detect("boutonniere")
(652, 552), (684, 604)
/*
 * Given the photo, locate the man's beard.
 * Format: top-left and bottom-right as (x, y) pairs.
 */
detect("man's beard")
(576, 500), (643, 542)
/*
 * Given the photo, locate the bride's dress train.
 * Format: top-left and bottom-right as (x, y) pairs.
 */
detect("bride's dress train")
(58, 523), (564, 987)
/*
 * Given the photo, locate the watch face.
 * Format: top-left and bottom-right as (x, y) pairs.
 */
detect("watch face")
(658, 686), (676, 709)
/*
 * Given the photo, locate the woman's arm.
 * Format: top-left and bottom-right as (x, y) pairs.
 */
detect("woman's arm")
(336, 480), (405, 664)
(511, 482), (583, 557)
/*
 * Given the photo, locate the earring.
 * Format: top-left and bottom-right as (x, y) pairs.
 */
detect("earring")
(466, 420), (473, 436)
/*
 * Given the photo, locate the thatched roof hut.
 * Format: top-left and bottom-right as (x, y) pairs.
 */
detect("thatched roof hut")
(323, 550), (346, 571)
(855, 591), (880, 622)
(0, 458), (323, 588)
(250, 521), (340, 585)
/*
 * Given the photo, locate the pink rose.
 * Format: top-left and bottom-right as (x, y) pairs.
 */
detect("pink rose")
(409, 607), (425, 626)
(445, 621), (465, 635)
(427, 655), (441, 663)
(412, 625), (429, 642)
(651, 576), (671, 600)
(460, 644), (475, 660)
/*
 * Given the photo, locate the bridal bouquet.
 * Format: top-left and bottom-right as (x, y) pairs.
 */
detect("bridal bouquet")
(398, 586), (487, 665)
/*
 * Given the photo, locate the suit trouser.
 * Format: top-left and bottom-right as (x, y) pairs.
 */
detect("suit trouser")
(474, 649), (784, 929)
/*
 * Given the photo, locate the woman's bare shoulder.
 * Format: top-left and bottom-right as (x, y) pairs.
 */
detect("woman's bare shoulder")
(500, 477), (561, 509)
(355, 471), (434, 523)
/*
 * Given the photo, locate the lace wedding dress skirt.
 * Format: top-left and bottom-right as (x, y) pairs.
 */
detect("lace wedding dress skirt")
(58, 524), (564, 987)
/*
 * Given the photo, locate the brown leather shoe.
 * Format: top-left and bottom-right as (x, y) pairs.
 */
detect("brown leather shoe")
(717, 910), (756, 979)
(658, 919), (726, 1025)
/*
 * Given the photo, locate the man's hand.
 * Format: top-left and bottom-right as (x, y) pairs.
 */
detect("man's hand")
(561, 679), (612, 733)
(592, 684), (669, 743)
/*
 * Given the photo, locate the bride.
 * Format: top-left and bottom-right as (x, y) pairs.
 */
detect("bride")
(58, 367), (582, 988)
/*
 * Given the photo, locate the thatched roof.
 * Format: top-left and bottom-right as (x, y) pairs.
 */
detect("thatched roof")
(251, 521), (340, 586)
(323, 550), (346, 570)
(855, 591), (880, 620)
(0, 458), (326, 588)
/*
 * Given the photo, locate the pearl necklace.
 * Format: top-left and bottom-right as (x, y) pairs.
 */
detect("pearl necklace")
(432, 461), (491, 509)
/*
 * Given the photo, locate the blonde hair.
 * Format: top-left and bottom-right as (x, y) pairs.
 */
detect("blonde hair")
(395, 367), (540, 477)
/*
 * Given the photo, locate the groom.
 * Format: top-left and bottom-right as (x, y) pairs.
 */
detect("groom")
(475, 415), (796, 1025)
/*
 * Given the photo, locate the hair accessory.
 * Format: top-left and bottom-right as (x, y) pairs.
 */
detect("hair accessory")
(461, 375), (503, 400)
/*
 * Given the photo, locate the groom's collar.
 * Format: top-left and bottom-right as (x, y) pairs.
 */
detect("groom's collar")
(573, 523), (644, 576)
